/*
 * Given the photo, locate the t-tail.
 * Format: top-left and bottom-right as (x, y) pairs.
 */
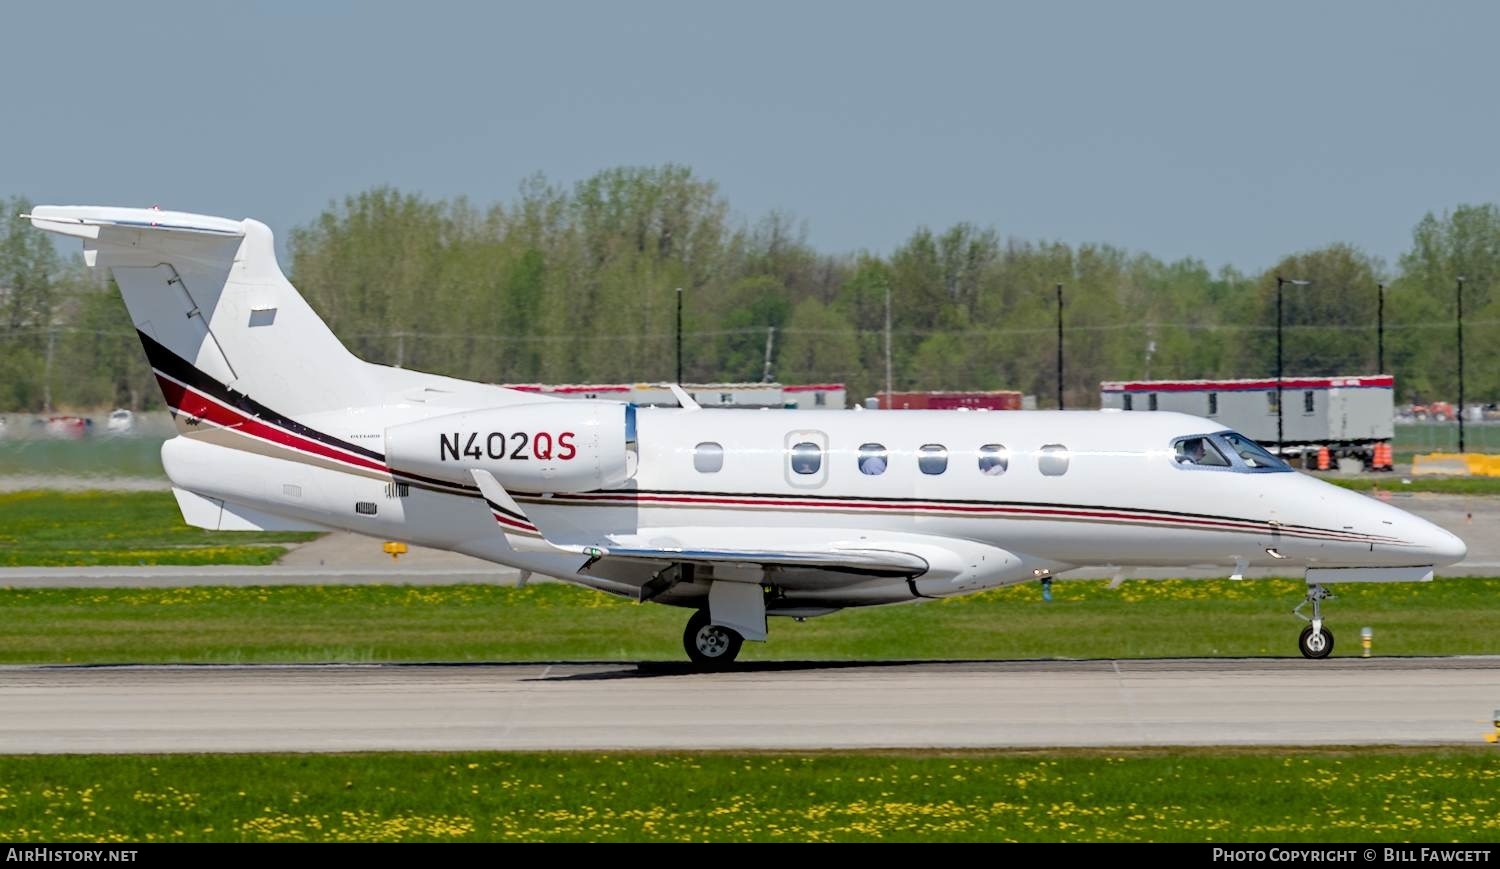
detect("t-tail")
(25, 206), (380, 416)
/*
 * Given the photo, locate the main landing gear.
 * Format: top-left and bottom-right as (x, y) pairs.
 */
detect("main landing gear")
(1294, 583), (1335, 659)
(683, 609), (744, 667)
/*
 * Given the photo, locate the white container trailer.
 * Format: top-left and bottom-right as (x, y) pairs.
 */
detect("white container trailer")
(1099, 375), (1394, 468)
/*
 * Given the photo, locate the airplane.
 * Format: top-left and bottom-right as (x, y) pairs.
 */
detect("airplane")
(23, 205), (1468, 665)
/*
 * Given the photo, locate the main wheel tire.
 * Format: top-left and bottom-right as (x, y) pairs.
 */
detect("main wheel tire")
(1298, 625), (1334, 659)
(683, 609), (743, 667)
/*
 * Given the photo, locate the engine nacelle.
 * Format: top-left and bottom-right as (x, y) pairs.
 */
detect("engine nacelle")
(385, 401), (635, 493)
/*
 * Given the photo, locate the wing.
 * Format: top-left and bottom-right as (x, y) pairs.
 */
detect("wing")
(468, 469), (929, 583)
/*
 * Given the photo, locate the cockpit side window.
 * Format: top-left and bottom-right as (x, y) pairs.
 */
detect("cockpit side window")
(1173, 435), (1231, 468)
(1217, 431), (1292, 471)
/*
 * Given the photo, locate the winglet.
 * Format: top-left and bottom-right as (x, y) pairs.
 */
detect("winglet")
(669, 383), (700, 410)
(468, 469), (554, 552)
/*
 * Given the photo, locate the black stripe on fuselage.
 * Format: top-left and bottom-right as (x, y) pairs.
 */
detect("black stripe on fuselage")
(138, 329), (385, 463)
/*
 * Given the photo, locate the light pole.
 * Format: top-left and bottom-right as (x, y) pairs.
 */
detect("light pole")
(884, 282), (893, 408)
(1276, 275), (1311, 453)
(675, 287), (683, 384)
(1376, 283), (1385, 374)
(1457, 276), (1466, 453)
(1055, 283), (1064, 410)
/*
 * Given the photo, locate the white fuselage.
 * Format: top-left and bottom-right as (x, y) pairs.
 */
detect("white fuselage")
(161, 402), (1467, 611)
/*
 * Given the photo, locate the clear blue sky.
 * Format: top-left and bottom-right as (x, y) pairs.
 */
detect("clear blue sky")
(3, 0), (1496, 271)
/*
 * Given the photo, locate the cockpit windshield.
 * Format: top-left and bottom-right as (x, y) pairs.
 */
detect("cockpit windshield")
(1171, 432), (1292, 472)
(1216, 431), (1291, 471)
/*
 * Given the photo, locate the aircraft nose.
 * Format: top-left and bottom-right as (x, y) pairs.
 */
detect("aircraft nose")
(1413, 521), (1467, 566)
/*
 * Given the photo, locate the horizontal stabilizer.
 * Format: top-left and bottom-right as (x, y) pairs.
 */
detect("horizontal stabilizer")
(24, 206), (245, 240)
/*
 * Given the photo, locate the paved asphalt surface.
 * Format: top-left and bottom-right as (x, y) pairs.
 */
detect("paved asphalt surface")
(2, 658), (1496, 753)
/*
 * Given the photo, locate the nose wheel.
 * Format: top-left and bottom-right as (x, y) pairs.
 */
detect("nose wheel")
(683, 609), (743, 667)
(1298, 624), (1334, 658)
(1293, 583), (1335, 659)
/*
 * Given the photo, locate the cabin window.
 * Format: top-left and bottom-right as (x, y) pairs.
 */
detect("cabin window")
(814, 391), (827, 407)
(1038, 444), (1070, 476)
(857, 443), (888, 476)
(790, 442), (822, 475)
(918, 444), (949, 475)
(978, 444), (1009, 476)
(720, 393), (733, 405)
(1122, 394), (1133, 411)
(1173, 435), (1231, 468)
(1303, 390), (1315, 414)
(1207, 392), (1218, 415)
(1148, 393), (1159, 411)
(1267, 391), (1279, 414)
(693, 442), (724, 473)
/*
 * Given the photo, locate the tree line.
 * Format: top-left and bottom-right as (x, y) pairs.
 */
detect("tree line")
(2, 168), (1498, 412)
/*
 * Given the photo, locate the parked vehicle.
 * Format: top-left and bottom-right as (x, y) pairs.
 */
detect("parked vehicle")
(1411, 401), (1456, 422)
(105, 408), (136, 435)
(45, 416), (91, 439)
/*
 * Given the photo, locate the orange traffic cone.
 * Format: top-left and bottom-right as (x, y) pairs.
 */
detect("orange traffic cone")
(1317, 446), (1330, 470)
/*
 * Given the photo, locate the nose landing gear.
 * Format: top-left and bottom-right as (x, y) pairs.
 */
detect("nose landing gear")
(1294, 583), (1335, 659)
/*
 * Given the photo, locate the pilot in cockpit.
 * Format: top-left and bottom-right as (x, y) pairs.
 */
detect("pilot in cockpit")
(1176, 436), (1230, 467)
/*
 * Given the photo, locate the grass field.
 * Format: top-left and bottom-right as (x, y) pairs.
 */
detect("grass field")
(1, 579), (1495, 664)
(1320, 476), (1500, 495)
(0, 437), (168, 479)
(0, 748), (1493, 842)
(0, 491), (319, 567)
(1395, 421), (1500, 456)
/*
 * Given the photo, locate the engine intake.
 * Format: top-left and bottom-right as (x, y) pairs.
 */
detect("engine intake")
(385, 401), (636, 493)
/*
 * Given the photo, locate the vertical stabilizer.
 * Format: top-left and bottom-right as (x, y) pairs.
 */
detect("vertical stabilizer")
(25, 206), (379, 415)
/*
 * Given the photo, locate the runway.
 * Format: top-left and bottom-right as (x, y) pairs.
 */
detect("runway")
(2, 658), (1496, 753)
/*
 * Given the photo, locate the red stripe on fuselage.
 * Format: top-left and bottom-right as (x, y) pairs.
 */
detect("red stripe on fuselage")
(156, 374), (389, 474)
(533, 491), (1397, 545)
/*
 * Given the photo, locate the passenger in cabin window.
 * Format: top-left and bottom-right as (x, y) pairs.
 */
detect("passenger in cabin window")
(857, 443), (888, 476)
